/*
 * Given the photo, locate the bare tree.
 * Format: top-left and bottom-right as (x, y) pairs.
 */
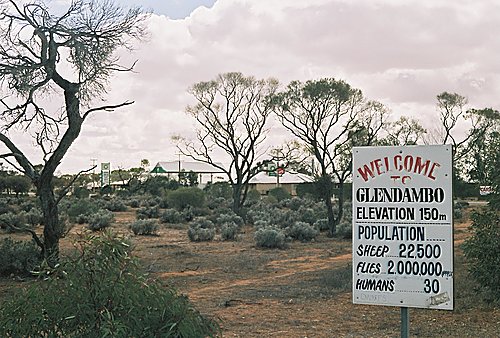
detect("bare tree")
(271, 78), (366, 236)
(174, 72), (279, 214)
(382, 116), (427, 146)
(0, 0), (146, 264)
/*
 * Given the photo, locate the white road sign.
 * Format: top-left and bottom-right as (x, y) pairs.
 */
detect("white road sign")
(352, 145), (453, 310)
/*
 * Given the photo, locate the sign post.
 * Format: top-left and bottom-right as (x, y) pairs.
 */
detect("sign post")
(352, 145), (453, 335)
(100, 162), (111, 188)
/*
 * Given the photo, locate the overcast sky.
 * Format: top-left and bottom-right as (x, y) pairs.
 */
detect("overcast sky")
(8, 0), (500, 174)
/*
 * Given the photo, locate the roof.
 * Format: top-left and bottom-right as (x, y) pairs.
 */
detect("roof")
(151, 161), (225, 174)
(249, 171), (314, 184)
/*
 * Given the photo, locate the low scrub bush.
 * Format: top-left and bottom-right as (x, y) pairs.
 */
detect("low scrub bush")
(139, 196), (163, 207)
(87, 209), (114, 231)
(298, 206), (317, 225)
(286, 221), (319, 242)
(20, 208), (43, 227)
(220, 221), (239, 241)
(167, 187), (205, 210)
(313, 218), (329, 231)
(336, 221), (352, 239)
(182, 206), (195, 221)
(0, 212), (27, 231)
(216, 212), (244, 227)
(65, 198), (99, 223)
(268, 187), (291, 202)
(0, 238), (41, 276)
(0, 233), (220, 337)
(160, 208), (183, 224)
(462, 209), (500, 303)
(104, 198), (128, 212)
(254, 226), (287, 249)
(129, 219), (159, 236)
(187, 218), (215, 242)
(136, 206), (160, 220)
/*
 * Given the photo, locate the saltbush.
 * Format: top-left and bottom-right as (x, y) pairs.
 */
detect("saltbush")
(0, 233), (220, 337)
(336, 221), (352, 239)
(298, 206), (317, 225)
(286, 221), (319, 242)
(65, 198), (99, 223)
(160, 208), (183, 224)
(20, 208), (43, 227)
(216, 212), (244, 227)
(129, 219), (159, 236)
(0, 212), (27, 231)
(268, 187), (291, 202)
(187, 218), (215, 242)
(0, 238), (41, 276)
(104, 198), (128, 212)
(462, 209), (500, 303)
(182, 206), (195, 221)
(87, 209), (114, 231)
(313, 218), (330, 231)
(136, 206), (160, 220)
(220, 221), (239, 241)
(254, 226), (287, 249)
(167, 187), (205, 210)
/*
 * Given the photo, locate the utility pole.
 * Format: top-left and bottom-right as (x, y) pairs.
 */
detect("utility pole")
(90, 158), (97, 190)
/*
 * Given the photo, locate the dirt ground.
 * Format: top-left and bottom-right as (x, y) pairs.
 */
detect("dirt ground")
(1, 208), (499, 337)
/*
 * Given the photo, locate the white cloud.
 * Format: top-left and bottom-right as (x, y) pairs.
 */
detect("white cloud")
(7, 0), (500, 173)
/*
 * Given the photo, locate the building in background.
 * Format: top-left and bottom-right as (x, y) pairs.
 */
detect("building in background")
(150, 161), (226, 188)
(249, 171), (314, 196)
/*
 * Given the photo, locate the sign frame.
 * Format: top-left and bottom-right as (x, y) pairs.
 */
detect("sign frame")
(352, 145), (454, 310)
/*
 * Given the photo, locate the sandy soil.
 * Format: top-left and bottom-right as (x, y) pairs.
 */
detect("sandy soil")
(1, 208), (499, 337)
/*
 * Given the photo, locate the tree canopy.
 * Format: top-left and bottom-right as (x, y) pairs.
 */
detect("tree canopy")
(0, 0), (147, 262)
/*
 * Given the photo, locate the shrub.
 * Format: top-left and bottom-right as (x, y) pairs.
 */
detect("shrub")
(129, 219), (159, 236)
(167, 187), (205, 210)
(160, 208), (183, 224)
(286, 221), (319, 242)
(454, 208), (464, 221)
(268, 187), (291, 202)
(207, 196), (229, 210)
(0, 212), (27, 231)
(216, 212), (244, 227)
(136, 206), (160, 220)
(254, 226), (287, 249)
(187, 218), (215, 242)
(182, 206), (195, 221)
(87, 209), (114, 231)
(0, 238), (41, 276)
(20, 208), (43, 227)
(314, 218), (330, 231)
(0, 233), (220, 337)
(65, 198), (99, 222)
(220, 221), (239, 241)
(274, 209), (298, 228)
(204, 182), (232, 199)
(73, 186), (90, 198)
(139, 196), (162, 207)
(244, 189), (261, 205)
(126, 198), (140, 208)
(104, 198), (128, 212)
(298, 206), (316, 225)
(336, 220), (352, 239)
(462, 209), (500, 303)
(253, 219), (270, 228)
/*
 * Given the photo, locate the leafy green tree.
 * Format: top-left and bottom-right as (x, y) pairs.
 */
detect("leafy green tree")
(271, 78), (366, 235)
(175, 72), (278, 215)
(0, 0), (146, 264)
(7, 175), (31, 197)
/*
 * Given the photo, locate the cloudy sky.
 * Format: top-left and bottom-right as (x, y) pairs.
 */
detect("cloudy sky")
(6, 0), (500, 174)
